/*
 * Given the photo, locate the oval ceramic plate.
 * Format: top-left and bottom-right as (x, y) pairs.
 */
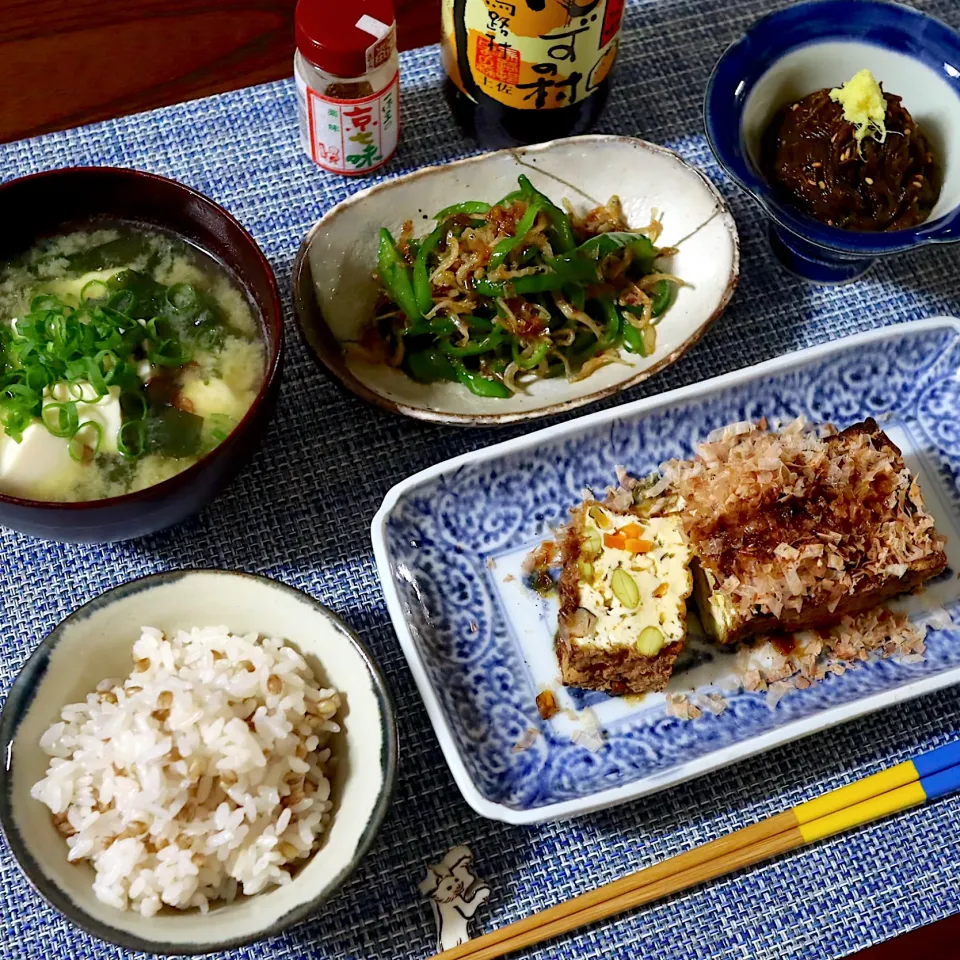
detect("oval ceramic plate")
(293, 135), (740, 426)
(0, 570), (398, 954)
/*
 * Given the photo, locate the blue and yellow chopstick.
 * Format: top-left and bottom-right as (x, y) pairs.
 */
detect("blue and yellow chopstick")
(793, 739), (960, 842)
(434, 741), (960, 960)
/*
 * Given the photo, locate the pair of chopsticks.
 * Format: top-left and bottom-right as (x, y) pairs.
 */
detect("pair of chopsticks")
(432, 740), (960, 960)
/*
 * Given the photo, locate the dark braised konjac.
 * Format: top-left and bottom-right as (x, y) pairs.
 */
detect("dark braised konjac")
(762, 82), (939, 231)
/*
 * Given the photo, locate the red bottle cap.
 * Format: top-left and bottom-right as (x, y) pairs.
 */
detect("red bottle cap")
(295, 0), (396, 78)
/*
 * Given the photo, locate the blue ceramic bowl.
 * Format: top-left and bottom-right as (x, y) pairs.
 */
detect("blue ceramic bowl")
(705, 0), (960, 283)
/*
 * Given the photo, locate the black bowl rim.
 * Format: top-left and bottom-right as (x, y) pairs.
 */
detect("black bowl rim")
(0, 568), (400, 955)
(0, 166), (284, 512)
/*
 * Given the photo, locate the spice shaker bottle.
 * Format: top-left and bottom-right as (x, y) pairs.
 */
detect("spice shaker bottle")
(441, 0), (626, 149)
(294, 0), (400, 175)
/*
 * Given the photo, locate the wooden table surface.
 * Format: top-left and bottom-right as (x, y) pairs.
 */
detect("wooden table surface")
(0, 1), (958, 957)
(0, 0), (441, 143)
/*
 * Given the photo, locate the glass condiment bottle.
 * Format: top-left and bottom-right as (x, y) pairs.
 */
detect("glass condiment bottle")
(440, 0), (626, 149)
(294, 0), (400, 175)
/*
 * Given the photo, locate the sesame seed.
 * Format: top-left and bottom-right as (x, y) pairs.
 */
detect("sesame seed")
(818, 180), (826, 190)
(864, 177), (874, 185)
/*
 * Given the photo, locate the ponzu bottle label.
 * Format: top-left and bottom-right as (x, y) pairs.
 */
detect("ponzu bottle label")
(442, 0), (625, 111)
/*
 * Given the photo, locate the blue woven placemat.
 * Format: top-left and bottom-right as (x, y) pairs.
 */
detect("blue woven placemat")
(3, 1), (960, 957)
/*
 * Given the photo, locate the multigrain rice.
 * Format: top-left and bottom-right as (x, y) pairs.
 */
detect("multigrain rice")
(30, 626), (341, 916)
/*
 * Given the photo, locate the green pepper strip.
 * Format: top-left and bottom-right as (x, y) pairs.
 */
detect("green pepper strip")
(517, 174), (576, 253)
(598, 298), (622, 348)
(488, 200), (541, 271)
(622, 323), (647, 356)
(576, 231), (658, 267)
(511, 339), (551, 370)
(405, 347), (458, 384)
(568, 298), (622, 369)
(474, 254), (599, 299)
(413, 222), (448, 315)
(402, 317), (459, 337)
(485, 356), (508, 376)
(449, 358), (512, 398)
(466, 315), (494, 333)
(440, 327), (506, 357)
(651, 279), (674, 318)
(435, 201), (492, 220)
(619, 298), (653, 357)
(493, 189), (524, 208)
(566, 285), (586, 312)
(377, 228), (421, 322)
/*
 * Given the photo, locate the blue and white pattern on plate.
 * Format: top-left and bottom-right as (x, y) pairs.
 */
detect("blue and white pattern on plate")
(375, 321), (960, 822)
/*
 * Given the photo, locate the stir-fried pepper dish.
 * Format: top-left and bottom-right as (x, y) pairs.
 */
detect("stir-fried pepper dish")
(355, 176), (680, 398)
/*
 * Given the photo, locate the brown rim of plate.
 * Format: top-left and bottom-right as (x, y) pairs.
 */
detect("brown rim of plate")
(292, 134), (740, 427)
(0, 166), (284, 510)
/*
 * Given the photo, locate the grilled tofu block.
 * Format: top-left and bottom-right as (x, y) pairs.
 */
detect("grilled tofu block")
(557, 504), (694, 695)
(674, 419), (948, 645)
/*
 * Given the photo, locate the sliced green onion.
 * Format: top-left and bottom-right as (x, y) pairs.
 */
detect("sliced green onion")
(117, 420), (147, 459)
(81, 357), (108, 397)
(120, 390), (148, 419)
(23, 365), (51, 394)
(30, 294), (68, 314)
(107, 289), (137, 314)
(3, 383), (39, 404)
(166, 283), (200, 313)
(95, 349), (120, 381)
(148, 339), (191, 367)
(68, 421), (103, 462)
(0, 408), (31, 442)
(42, 401), (79, 438)
(205, 412), (237, 446)
(80, 279), (110, 301)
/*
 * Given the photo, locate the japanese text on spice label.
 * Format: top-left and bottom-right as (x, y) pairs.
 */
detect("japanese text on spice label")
(302, 72), (399, 175)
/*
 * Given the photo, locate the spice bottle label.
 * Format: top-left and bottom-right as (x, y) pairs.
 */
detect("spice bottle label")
(441, 0), (624, 111)
(296, 71), (400, 176)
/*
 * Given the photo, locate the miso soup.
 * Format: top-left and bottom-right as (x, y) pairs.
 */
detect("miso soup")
(0, 225), (265, 502)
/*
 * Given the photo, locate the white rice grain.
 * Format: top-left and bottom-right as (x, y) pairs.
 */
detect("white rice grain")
(31, 626), (341, 916)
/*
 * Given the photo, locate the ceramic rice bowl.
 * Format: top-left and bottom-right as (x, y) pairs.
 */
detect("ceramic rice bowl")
(0, 570), (398, 955)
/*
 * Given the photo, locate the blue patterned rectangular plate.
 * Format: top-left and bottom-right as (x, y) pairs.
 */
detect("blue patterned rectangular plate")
(372, 319), (960, 823)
